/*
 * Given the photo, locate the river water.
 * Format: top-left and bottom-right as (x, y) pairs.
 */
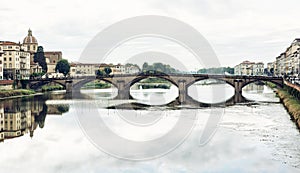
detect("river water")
(0, 84), (299, 173)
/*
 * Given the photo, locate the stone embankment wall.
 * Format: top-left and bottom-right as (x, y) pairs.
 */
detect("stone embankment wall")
(276, 81), (300, 129)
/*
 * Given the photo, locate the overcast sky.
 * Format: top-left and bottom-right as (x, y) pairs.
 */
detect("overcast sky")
(1, 0), (299, 69)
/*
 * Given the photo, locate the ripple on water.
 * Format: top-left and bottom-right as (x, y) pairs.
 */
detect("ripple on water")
(220, 103), (300, 168)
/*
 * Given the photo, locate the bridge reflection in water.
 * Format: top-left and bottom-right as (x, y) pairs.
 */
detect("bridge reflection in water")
(22, 73), (284, 105)
(0, 95), (69, 142)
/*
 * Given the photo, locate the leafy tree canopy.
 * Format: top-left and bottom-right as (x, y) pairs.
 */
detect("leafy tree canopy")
(142, 62), (179, 74)
(55, 59), (70, 76)
(104, 67), (112, 75)
(198, 67), (234, 74)
(33, 46), (47, 73)
(96, 69), (104, 76)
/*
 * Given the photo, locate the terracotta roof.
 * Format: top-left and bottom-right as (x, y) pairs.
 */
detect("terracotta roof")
(241, 60), (255, 64)
(44, 51), (62, 54)
(0, 80), (14, 85)
(0, 41), (18, 45)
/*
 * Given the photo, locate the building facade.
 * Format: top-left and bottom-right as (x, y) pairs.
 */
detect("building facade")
(252, 62), (264, 75)
(0, 104), (4, 142)
(23, 29), (42, 75)
(44, 51), (62, 73)
(68, 62), (141, 77)
(275, 53), (286, 76)
(0, 46), (3, 80)
(23, 29), (38, 53)
(234, 61), (264, 76)
(234, 61), (255, 75)
(99, 63), (140, 75)
(274, 39), (300, 76)
(125, 64), (140, 74)
(285, 39), (300, 75)
(0, 41), (31, 80)
(75, 63), (99, 75)
(23, 29), (63, 74)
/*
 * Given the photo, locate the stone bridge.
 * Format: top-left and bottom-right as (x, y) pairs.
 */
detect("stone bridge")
(21, 73), (284, 104)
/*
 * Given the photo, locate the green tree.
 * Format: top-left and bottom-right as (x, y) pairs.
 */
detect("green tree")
(55, 59), (70, 76)
(197, 67), (234, 74)
(104, 67), (112, 75)
(142, 62), (149, 71)
(153, 63), (165, 72)
(33, 46), (47, 73)
(96, 70), (104, 76)
(141, 62), (180, 74)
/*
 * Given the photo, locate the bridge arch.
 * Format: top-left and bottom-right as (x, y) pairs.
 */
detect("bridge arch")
(186, 77), (234, 88)
(125, 73), (180, 104)
(72, 78), (118, 91)
(186, 77), (235, 104)
(241, 79), (283, 89)
(30, 80), (66, 90)
(126, 74), (179, 88)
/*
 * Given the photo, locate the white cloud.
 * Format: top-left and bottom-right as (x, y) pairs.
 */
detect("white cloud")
(0, 0), (299, 68)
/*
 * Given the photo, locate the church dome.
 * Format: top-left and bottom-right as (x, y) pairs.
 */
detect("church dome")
(23, 29), (38, 44)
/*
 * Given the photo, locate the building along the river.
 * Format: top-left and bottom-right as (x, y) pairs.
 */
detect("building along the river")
(285, 39), (300, 75)
(271, 39), (300, 76)
(22, 29), (63, 74)
(23, 29), (42, 74)
(44, 51), (62, 73)
(98, 63), (140, 75)
(0, 41), (31, 80)
(69, 62), (140, 76)
(0, 45), (3, 80)
(0, 104), (4, 142)
(234, 61), (264, 75)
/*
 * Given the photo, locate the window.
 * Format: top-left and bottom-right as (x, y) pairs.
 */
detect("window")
(9, 57), (11, 61)
(4, 58), (6, 61)
(9, 63), (12, 68)
(4, 63), (6, 68)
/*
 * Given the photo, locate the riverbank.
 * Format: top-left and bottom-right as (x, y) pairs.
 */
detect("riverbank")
(41, 85), (64, 92)
(0, 89), (39, 100)
(82, 81), (111, 89)
(275, 88), (300, 129)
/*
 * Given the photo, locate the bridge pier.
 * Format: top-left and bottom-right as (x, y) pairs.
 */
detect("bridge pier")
(116, 80), (130, 99)
(65, 80), (73, 94)
(233, 79), (245, 103)
(178, 80), (188, 104)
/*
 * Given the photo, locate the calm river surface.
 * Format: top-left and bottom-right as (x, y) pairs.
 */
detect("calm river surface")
(0, 84), (299, 173)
